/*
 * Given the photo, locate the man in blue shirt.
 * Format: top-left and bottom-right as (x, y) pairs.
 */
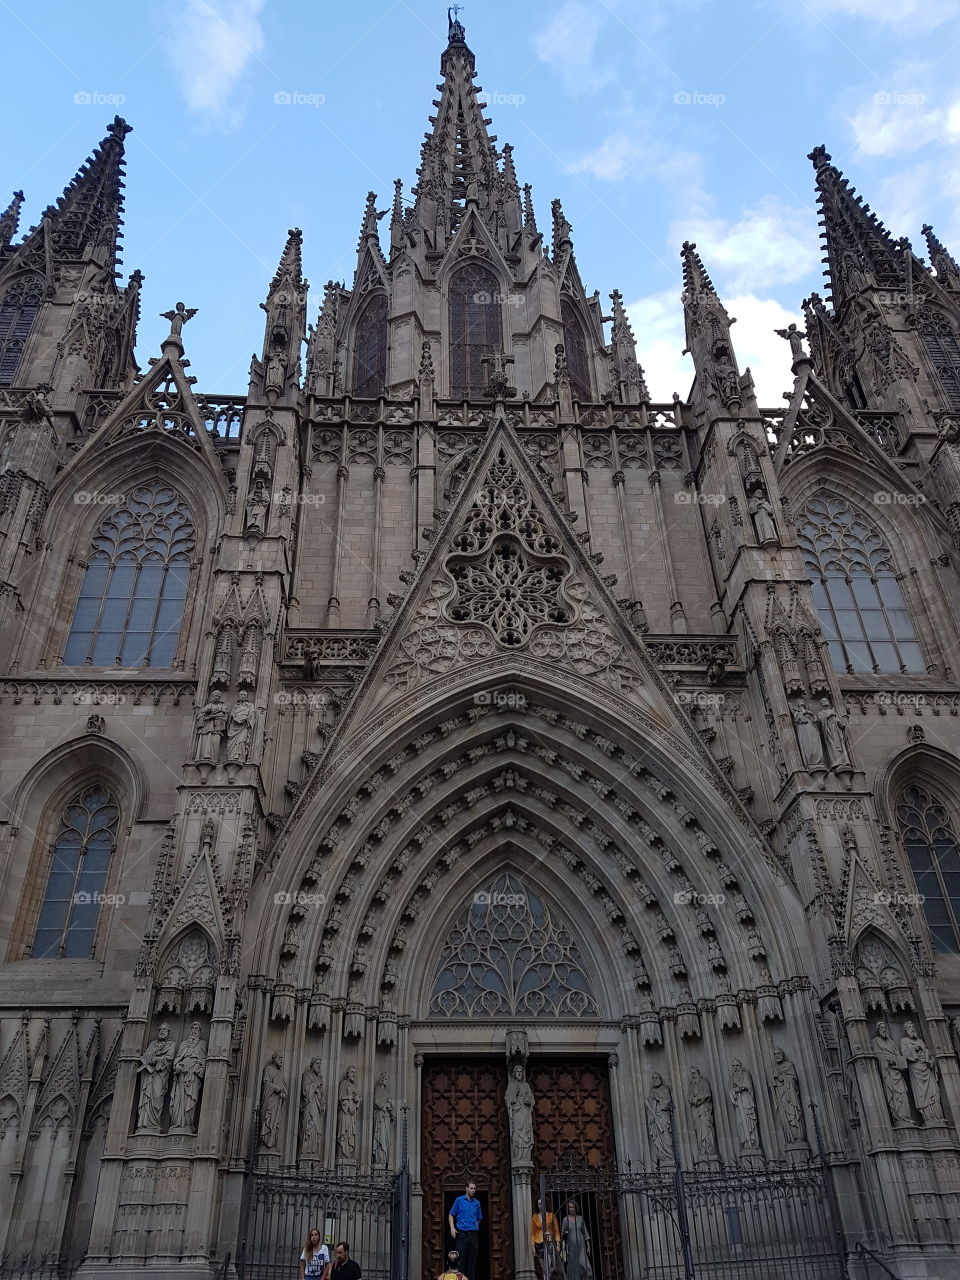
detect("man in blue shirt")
(447, 1181), (482, 1280)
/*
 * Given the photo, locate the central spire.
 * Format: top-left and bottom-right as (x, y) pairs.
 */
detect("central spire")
(411, 11), (523, 247)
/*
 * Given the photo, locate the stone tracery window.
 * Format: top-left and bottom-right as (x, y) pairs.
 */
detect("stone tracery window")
(798, 494), (923, 674)
(561, 299), (591, 401)
(897, 783), (960, 952)
(919, 311), (960, 413)
(449, 264), (502, 397)
(429, 872), (600, 1018)
(0, 276), (42, 386)
(30, 784), (119, 959)
(63, 482), (195, 668)
(352, 292), (388, 398)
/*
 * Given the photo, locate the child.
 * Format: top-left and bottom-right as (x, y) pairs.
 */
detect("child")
(436, 1249), (468, 1280)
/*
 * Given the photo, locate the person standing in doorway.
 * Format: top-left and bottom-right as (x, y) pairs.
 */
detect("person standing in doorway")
(448, 1180), (482, 1280)
(560, 1201), (594, 1280)
(299, 1227), (330, 1280)
(531, 1197), (560, 1279)
(330, 1240), (361, 1280)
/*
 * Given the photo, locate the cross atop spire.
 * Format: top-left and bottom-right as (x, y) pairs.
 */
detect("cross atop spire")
(808, 145), (902, 306)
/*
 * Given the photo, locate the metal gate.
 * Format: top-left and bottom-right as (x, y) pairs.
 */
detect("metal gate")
(544, 1152), (847, 1280)
(236, 1164), (409, 1280)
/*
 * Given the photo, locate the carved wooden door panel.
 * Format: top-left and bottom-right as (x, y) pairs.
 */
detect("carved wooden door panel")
(529, 1057), (621, 1280)
(420, 1059), (513, 1280)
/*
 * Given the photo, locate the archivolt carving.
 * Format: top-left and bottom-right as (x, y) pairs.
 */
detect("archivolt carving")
(156, 931), (218, 1015)
(271, 707), (780, 1021)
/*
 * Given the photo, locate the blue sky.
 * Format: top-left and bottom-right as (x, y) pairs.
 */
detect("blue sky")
(3, 0), (959, 404)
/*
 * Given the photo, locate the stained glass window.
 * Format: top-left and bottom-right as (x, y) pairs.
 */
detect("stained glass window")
(31, 785), (119, 959)
(561, 299), (591, 401)
(63, 482), (195, 668)
(897, 784), (960, 952)
(449, 264), (502, 397)
(429, 872), (599, 1017)
(798, 494), (924, 674)
(0, 276), (42, 386)
(352, 293), (388, 398)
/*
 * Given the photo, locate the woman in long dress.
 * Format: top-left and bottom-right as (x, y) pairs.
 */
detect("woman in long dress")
(560, 1201), (594, 1280)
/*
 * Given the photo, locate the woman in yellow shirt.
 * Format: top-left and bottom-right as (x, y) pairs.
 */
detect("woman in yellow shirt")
(530, 1198), (560, 1279)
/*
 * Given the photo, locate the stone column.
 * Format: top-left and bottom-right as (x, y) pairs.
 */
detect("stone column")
(511, 1164), (536, 1280)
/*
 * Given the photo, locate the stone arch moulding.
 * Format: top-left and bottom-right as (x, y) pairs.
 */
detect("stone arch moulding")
(250, 672), (807, 1018)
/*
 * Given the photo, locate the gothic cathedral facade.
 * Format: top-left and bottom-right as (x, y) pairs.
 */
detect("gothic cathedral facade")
(1, 16), (960, 1280)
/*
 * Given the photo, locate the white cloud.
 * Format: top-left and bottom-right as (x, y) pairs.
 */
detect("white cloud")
(809, 0), (959, 27)
(628, 291), (801, 406)
(848, 79), (960, 158)
(670, 200), (820, 293)
(168, 0), (266, 126)
(533, 0), (613, 94)
(567, 133), (643, 182)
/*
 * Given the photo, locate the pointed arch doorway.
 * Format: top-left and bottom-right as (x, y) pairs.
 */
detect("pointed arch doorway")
(417, 873), (622, 1280)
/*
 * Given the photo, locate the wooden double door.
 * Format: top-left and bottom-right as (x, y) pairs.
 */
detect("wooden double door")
(420, 1057), (619, 1280)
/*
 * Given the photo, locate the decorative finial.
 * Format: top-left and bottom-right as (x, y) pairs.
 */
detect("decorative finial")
(775, 322), (808, 362)
(448, 4), (465, 40)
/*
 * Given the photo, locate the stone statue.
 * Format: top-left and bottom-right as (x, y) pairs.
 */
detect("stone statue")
(730, 1060), (761, 1152)
(265, 351), (286, 398)
(901, 1022), (945, 1124)
(771, 1047), (805, 1143)
(299, 1057), (326, 1159)
(712, 342), (741, 407)
(260, 1051), (287, 1149)
(195, 690), (228, 764)
(816, 698), (851, 770)
(775, 323), (807, 360)
(336, 1066), (360, 1163)
(505, 1062), (535, 1164)
(372, 1072), (395, 1168)
(792, 699), (825, 770)
(748, 493), (778, 546)
(226, 691), (257, 764)
(169, 1022), (207, 1132)
(646, 1072), (674, 1165)
(871, 1022), (911, 1124)
(136, 1024), (176, 1132)
(244, 478), (270, 535)
(687, 1068), (719, 1162)
(160, 301), (197, 338)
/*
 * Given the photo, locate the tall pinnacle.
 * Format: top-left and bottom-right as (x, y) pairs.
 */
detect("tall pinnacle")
(680, 240), (718, 299)
(0, 190), (25, 251)
(808, 145), (902, 306)
(44, 117), (131, 272)
(268, 226), (304, 296)
(922, 223), (960, 292)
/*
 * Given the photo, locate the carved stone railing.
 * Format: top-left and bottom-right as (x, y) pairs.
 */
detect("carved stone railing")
(0, 677), (195, 705)
(644, 635), (740, 671)
(307, 396), (686, 432)
(196, 395), (245, 440)
(284, 631), (381, 668)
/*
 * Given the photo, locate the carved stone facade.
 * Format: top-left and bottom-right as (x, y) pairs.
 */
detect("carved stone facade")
(1, 20), (960, 1280)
